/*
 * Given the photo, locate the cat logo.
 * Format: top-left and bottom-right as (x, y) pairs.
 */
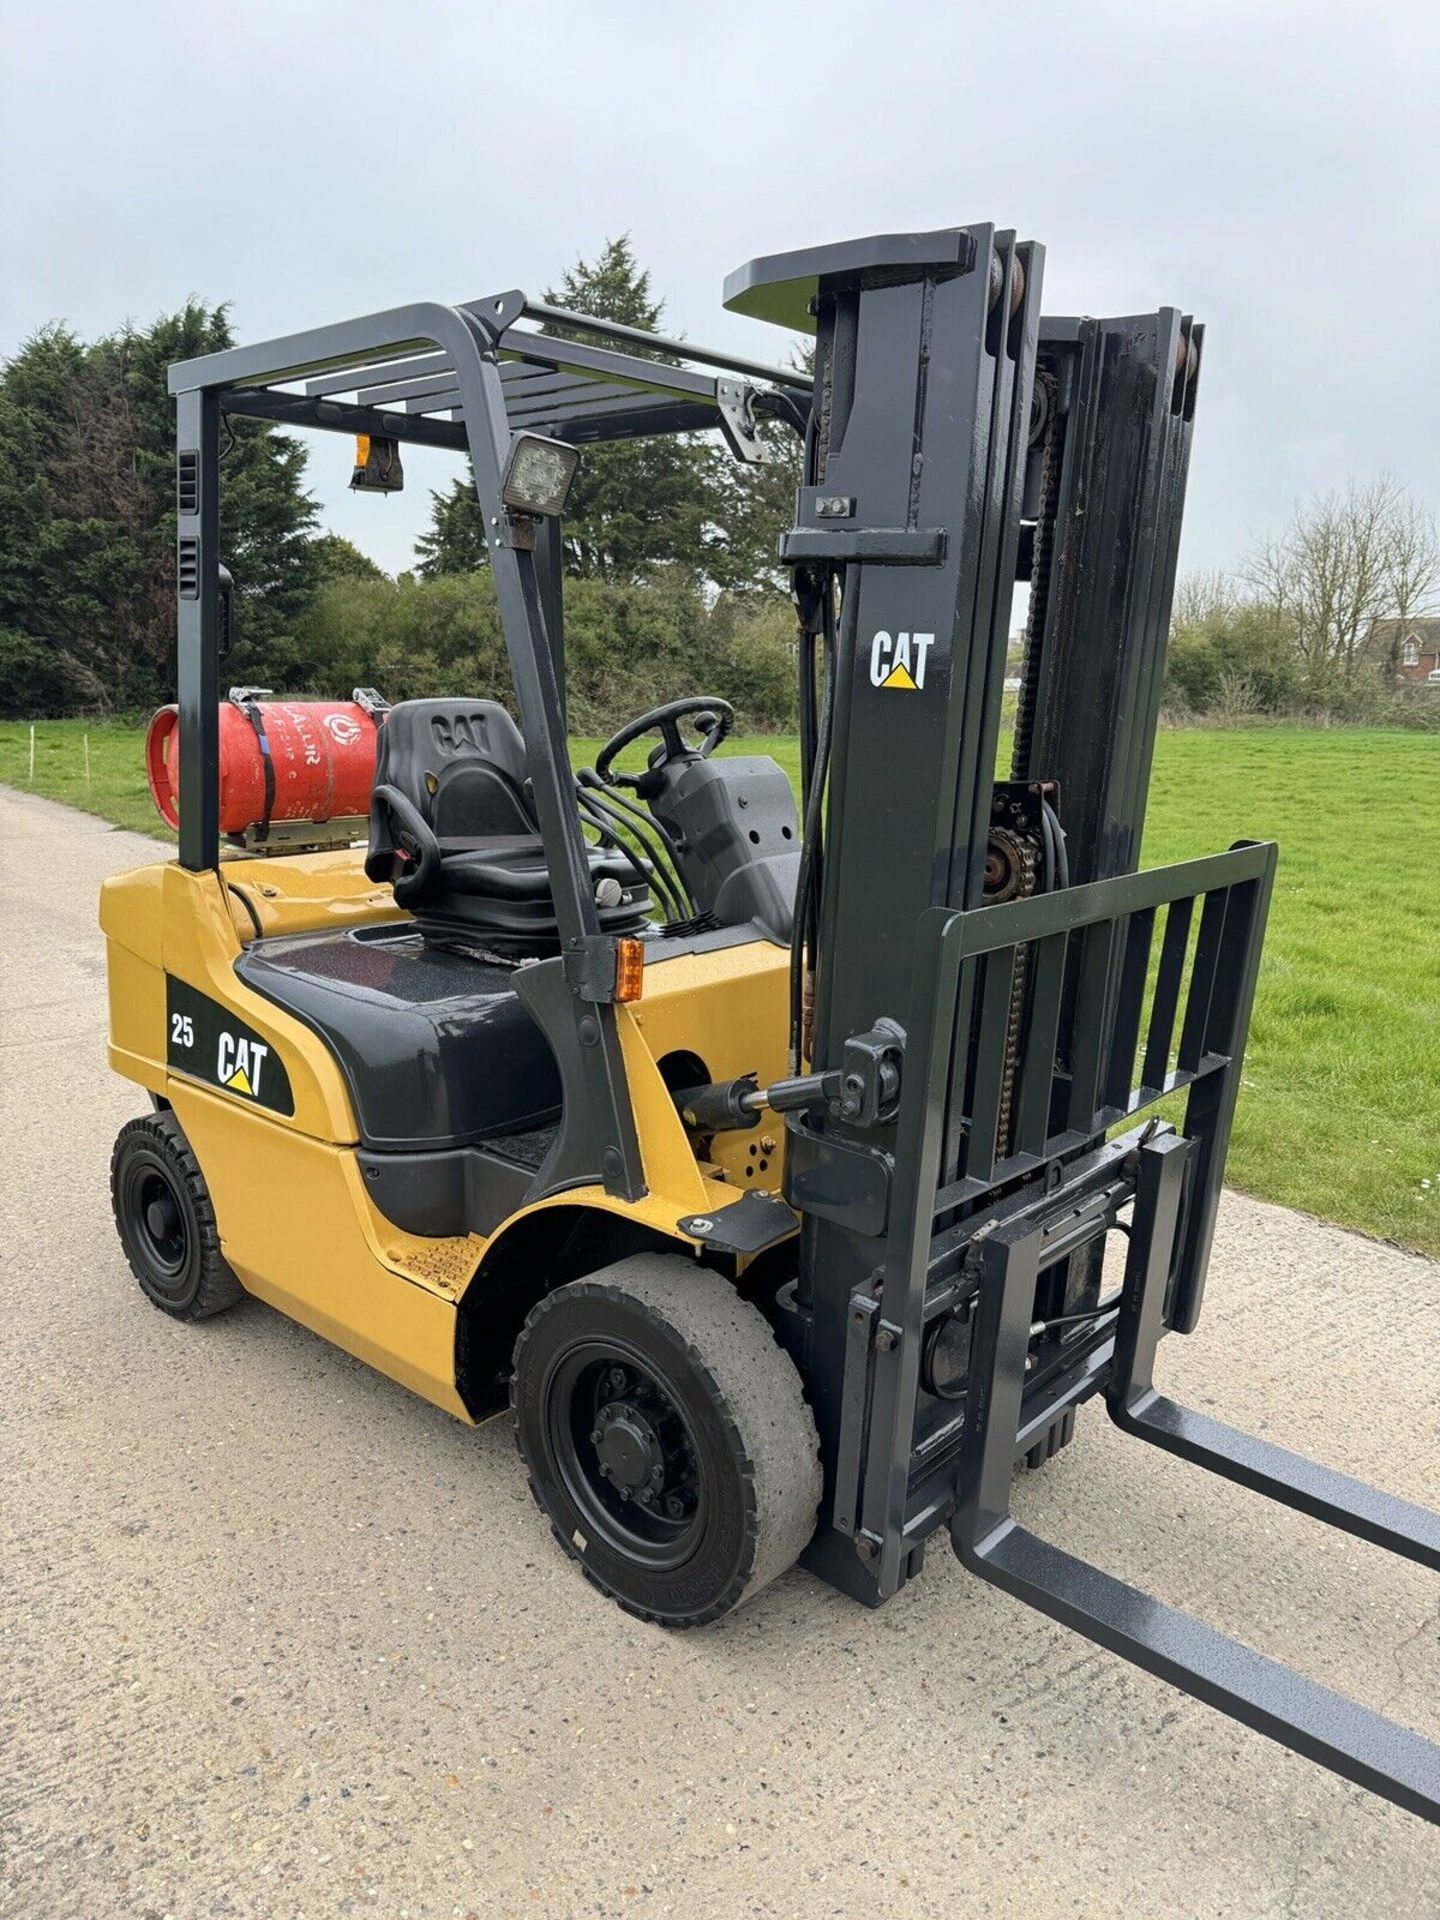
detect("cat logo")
(217, 1031), (269, 1100)
(166, 978), (296, 1116)
(431, 711), (492, 755)
(870, 630), (935, 691)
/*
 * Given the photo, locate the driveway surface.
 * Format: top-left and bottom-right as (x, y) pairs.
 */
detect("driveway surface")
(1, 783), (1436, 1919)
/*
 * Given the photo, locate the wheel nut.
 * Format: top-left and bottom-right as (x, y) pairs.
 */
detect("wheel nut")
(590, 1429), (603, 1446)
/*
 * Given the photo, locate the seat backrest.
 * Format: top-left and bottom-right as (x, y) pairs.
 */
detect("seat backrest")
(367, 700), (535, 882)
(381, 699), (533, 834)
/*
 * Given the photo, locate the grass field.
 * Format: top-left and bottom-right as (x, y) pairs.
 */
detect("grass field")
(3, 717), (1436, 1256)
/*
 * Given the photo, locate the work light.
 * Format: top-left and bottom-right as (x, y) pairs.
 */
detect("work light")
(500, 432), (579, 517)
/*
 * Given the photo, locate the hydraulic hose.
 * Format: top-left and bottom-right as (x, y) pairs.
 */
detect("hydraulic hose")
(576, 791), (686, 924)
(577, 785), (691, 923)
(1053, 810), (1070, 889)
(789, 583), (837, 1072)
(576, 769), (697, 917)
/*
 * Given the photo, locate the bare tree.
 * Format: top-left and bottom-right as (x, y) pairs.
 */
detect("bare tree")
(1375, 492), (1440, 683)
(1170, 566), (1234, 632)
(1244, 475), (1439, 687)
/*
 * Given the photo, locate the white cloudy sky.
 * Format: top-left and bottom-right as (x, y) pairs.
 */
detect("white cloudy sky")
(3, 0), (1437, 580)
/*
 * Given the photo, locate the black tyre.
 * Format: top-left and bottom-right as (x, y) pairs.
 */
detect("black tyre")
(110, 1112), (244, 1320)
(511, 1254), (820, 1627)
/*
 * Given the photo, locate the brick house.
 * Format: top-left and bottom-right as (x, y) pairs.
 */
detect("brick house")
(1367, 617), (1440, 687)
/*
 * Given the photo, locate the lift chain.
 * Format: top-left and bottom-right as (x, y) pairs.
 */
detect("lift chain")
(1011, 370), (1063, 780)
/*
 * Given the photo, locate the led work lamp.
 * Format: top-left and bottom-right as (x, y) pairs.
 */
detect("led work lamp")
(500, 432), (580, 517)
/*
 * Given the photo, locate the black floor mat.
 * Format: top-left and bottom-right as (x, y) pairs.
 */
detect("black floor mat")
(486, 1124), (559, 1171)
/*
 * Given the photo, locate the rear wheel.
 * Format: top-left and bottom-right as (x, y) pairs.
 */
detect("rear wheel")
(110, 1112), (243, 1320)
(511, 1254), (820, 1626)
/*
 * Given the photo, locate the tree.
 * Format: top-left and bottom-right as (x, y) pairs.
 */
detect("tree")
(1169, 567), (1234, 632)
(1165, 578), (1300, 718)
(1243, 476), (1435, 688)
(537, 237), (714, 581)
(0, 304), (319, 715)
(313, 532), (389, 582)
(1373, 492), (1440, 686)
(0, 326), (147, 710)
(414, 237), (801, 592)
(415, 463), (491, 579)
(0, 367), (91, 710)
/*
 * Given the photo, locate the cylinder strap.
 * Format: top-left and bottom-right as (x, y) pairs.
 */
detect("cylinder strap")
(237, 700), (276, 832)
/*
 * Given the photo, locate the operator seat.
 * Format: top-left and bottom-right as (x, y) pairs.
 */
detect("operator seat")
(366, 699), (649, 954)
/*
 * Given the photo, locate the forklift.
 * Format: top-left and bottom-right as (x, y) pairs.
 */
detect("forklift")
(99, 226), (1440, 1820)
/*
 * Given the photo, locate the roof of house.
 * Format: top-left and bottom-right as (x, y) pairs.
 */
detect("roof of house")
(1369, 616), (1440, 645)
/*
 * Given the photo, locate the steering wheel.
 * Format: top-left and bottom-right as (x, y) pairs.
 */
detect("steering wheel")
(594, 697), (735, 794)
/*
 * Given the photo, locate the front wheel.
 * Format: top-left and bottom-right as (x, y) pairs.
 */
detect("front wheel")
(511, 1255), (820, 1627)
(110, 1112), (244, 1320)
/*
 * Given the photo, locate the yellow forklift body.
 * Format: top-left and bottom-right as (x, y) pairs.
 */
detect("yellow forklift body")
(100, 850), (790, 1420)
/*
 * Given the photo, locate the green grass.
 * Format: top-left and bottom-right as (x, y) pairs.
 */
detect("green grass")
(1139, 731), (1440, 1259)
(4, 719), (1436, 1255)
(0, 719), (175, 837)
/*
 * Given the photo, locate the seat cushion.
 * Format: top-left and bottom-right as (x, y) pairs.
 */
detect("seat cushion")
(439, 841), (639, 901)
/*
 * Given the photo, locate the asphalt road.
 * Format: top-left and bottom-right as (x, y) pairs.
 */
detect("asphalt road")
(1, 782), (1436, 1920)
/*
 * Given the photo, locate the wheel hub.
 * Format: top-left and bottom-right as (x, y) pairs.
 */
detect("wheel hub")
(145, 1193), (181, 1243)
(593, 1400), (666, 1501)
(545, 1347), (704, 1561)
(133, 1166), (188, 1276)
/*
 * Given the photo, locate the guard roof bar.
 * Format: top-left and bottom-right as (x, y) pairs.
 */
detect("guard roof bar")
(168, 292), (808, 403)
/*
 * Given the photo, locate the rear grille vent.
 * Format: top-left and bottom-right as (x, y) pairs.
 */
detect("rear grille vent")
(177, 450), (199, 516)
(178, 536), (200, 599)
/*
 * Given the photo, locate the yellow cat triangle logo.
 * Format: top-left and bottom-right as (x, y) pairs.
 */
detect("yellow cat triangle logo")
(881, 661), (918, 690)
(225, 1067), (254, 1096)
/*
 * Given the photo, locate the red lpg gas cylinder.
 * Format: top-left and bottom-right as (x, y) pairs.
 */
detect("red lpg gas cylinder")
(146, 698), (382, 834)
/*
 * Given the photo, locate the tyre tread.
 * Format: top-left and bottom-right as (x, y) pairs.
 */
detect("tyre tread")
(110, 1112), (244, 1321)
(511, 1255), (820, 1627)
